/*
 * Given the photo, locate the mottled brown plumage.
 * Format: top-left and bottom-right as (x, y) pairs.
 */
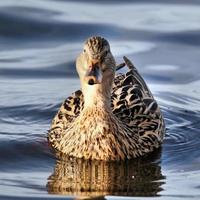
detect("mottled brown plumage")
(48, 36), (165, 160)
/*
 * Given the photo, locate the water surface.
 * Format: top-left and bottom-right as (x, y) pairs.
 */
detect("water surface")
(0, 0), (200, 199)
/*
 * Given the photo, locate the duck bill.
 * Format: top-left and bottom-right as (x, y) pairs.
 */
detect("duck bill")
(86, 62), (102, 85)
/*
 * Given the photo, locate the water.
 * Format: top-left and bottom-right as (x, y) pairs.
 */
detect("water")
(0, 0), (200, 199)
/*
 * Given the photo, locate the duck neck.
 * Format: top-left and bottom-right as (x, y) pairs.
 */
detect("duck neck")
(82, 83), (112, 112)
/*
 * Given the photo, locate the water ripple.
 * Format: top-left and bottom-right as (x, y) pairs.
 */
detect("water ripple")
(161, 104), (200, 170)
(0, 103), (58, 123)
(0, 0), (200, 198)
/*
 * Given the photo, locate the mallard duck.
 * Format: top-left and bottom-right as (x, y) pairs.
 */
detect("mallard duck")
(48, 36), (165, 160)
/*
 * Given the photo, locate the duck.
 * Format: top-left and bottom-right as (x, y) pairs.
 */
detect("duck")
(48, 36), (165, 160)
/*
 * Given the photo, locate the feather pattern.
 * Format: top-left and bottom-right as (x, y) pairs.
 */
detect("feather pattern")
(48, 56), (165, 160)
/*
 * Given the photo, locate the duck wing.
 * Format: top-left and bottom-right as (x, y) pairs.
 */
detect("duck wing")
(48, 90), (84, 142)
(112, 57), (165, 145)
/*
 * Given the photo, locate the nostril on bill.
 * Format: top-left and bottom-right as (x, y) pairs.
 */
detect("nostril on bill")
(88, 79), (95, 85)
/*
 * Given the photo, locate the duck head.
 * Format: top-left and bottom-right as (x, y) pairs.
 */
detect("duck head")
(76, 36), (116, 107)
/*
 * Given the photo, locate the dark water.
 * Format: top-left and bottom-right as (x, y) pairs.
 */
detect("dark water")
(0, 0), (200, 199)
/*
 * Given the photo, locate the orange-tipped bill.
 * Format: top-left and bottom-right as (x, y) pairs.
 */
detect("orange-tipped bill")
(85, 62), (102, 85)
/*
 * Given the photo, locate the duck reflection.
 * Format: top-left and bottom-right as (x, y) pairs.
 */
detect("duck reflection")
(47, 151), (165, 197)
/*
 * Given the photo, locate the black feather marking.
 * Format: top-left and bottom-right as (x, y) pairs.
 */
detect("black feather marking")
(64, 104), (72, 111)
(75, 90), (82, 97)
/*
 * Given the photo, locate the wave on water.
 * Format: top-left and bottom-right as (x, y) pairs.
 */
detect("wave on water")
(0, 0), (200, 199)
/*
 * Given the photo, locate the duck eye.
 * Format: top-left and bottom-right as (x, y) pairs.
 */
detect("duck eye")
(83, 49), (86, 53)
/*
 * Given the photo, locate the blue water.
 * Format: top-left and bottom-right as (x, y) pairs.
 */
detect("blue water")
(0, 1), (200, 199)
